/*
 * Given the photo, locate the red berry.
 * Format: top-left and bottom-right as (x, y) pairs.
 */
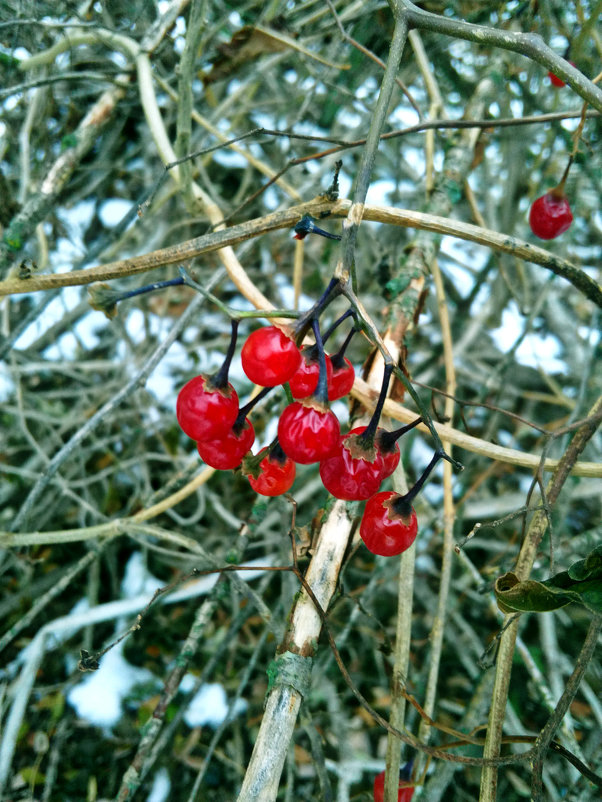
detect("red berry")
(548, 71), (566, 87)
(288, 347), (333, 399)
(360, 491), (418, 557)
(328, 356), (355, 400)
(277, 400), (340, 464)
(196, 418), (254, 470)
(373, 770), (414, 802)
(241, 326), (302, 387)
(529, 191), (573, 239)
(319, 428), (385, 500)
(246, 447), (296, 496)
(547, 62), (575, 88)
(177, 375), (239, 441)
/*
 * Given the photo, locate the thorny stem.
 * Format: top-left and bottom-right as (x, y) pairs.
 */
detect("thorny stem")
(211, 319), (239, 390)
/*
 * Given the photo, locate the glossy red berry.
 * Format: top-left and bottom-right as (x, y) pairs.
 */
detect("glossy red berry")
(288, 347), (333, 399)
(246, 446), (296, 496)
(319, 428), (385, 500)
(360, 491), (418, 557)
(196, 418), (254, 470)
(529, 191), (573, 239)
(177, 375), (239, 441)
(373, 770), (414, 802)
(241, 326), (302, 387)
(328, 355), (355, 400)
(277, 400), (340, 464)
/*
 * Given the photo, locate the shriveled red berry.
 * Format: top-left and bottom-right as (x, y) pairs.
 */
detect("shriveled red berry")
(177, 375), (239, 441)
(246, 446), (296, 496)
(328, 356), (355, 400)
(241, 326), (302, 387)
(196, 418), (254, 470)
(529, 191), (573, 239)
(373, 770), (414, 802)
(289, 347), (333, 399)
(360, 491), (418, 557)
(277, 400), (340, 464)
(319, 428), (385, 500)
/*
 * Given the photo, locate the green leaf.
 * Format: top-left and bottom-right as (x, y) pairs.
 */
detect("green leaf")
(494, 546), (602, 615)
(494, 572), (574, 614)
(567, 544), (602, 582)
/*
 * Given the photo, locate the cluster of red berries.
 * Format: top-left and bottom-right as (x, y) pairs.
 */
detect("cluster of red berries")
(176, 310), (446, 558)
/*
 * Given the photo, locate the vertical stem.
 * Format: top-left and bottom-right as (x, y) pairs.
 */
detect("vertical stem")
(479, 395), (602, 801)
(416, 258), (456, 773)
(175, 0), (206, 207)
(336, 8), (409, 285)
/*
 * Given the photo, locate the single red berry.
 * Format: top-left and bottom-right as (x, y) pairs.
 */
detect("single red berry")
(319, 428), (385, 500)
(529, 191), (573, 239)
(548, 71), (566, 87)
(360, 491), (418, 557)
(547, 62), (575, 88)
(196, 418), (254, 470)
(241, 326), (302, 387)
(277, 400), (340, 464)
(245, 446), (296, 496)
(177, 375), (239, 441)
(328, 355), (355, 400)
(373, 770), (414, 802)
(288, 347), (333, 399)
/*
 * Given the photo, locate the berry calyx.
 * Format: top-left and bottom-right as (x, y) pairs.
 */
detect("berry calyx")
(360, 492), (418, 557)
(289, 346), (334, 400)
(529, 190), (573, 240)
(277, 400), (340, 464)
(241, 326), (302, 387)
(319, 428), (385, 500)
(244, 443), (296, 496)
(177, 375), (239, 441)
(196, 418), (254, 470)
(373, 769), (414, 802)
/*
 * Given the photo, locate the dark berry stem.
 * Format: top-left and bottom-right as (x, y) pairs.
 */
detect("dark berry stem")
(233, 386), (272, 433)
(294, 277), (343, 343)
(330, 324), (358, 369)
(357, 363), (394, 447)
(311, 318), (330, 406)
(377, 417), (423, 453)
(212, 319), (239, 389)
(392, 449), (447, 515)
(293, 215), (342, 241)
(117, 276), (185, 301)
(268, 440), (288, 465)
